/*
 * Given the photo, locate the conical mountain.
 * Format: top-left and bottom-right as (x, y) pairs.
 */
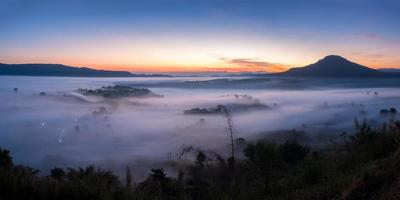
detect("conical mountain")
(282, 55), (383, 77)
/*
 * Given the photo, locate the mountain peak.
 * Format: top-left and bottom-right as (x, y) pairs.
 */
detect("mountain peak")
(322, 55), (346, 59)
(317, 55), (349, 64)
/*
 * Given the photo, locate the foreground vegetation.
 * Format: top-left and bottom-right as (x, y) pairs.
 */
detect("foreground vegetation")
(1, 120), (400, 200)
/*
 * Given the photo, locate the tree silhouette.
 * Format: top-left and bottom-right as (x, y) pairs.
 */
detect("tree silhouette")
(0, 148), (13, 169)
(218, 105), (235, 164)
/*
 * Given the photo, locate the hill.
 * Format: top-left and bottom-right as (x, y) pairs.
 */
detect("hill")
(378, 68), (400, 73)
(0, 63), (171, 77)
(277, 55), (394, 78)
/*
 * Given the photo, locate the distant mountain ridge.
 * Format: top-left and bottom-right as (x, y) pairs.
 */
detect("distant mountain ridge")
(276, 55), (399, 78)
(378, 68), (400, 73)
(0, 63), (171, 77)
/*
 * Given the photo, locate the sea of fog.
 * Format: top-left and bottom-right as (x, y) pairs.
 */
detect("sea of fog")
(0, 76), (399, 179)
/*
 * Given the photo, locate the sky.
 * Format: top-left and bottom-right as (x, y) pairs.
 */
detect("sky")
(0, 0), (400, 73)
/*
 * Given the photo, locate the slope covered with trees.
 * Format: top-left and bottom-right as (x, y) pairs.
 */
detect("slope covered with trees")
(1, 119), (400, 200)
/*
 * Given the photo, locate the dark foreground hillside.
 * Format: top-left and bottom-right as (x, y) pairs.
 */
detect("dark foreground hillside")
(1, 121), (400, 200)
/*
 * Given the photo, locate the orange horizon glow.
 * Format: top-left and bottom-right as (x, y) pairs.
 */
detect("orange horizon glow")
(2, 26), (400, 73)
(86, 61), (292, 73)
(89, 63), (400, 73)
(2, 47), (399, 73)
(3, 57), (396, 74)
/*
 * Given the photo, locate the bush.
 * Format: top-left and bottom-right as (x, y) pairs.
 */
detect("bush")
(279, 140), (310, 165)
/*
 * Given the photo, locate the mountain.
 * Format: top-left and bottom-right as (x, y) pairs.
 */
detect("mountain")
(378, 68), (400, 73)
(277, 55), (391, 78)
(0, 63), (171, 77)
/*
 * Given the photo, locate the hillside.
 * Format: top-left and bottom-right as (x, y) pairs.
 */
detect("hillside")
(278, 55), (393, 78)
(0, 63), (170, 77)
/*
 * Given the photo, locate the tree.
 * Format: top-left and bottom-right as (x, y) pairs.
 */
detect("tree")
(279, 140), (310, 165)
(50, 167), (65, 180)
(0, 148), (13, 169)
(126, 167), (132, 188)
(218, 105), (235, 164)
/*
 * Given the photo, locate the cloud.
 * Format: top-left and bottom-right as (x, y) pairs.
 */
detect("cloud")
(351, 51), (384, 59)
(220, 57), (290, 73)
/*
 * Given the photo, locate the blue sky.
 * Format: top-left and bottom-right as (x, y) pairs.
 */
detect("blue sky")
(1, 0), (399, 72)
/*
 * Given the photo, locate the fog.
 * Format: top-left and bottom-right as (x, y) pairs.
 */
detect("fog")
(0, 76), (399, 179)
